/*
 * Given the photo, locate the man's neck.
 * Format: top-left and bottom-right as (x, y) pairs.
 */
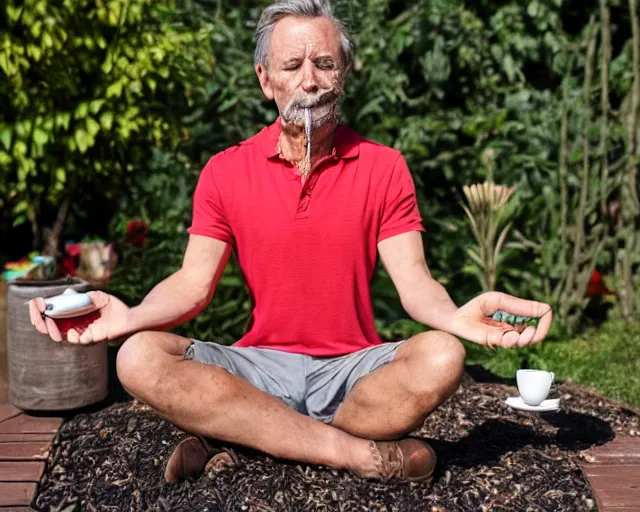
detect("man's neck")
(277, 120), (337, 174)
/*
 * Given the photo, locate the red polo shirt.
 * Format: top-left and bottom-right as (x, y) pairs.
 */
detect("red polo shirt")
(188, 120), (425, 356)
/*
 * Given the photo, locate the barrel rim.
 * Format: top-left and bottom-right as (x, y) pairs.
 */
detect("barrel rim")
(8, 277), (89, 298)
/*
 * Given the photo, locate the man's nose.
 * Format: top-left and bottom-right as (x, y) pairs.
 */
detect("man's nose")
(301, 60), (319, 94)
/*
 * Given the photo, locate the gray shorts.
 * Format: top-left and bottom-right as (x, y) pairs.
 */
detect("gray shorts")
(184, 340), (407, 423)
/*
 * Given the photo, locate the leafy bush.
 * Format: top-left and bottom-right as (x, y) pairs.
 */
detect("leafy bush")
(0, 0), (213, 255)
(110, 0), (638, 344)
(3, 0), (638, 345)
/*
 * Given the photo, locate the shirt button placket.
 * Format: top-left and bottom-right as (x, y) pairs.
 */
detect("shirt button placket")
(296, 194), (310, 218)
(295, 173), (319, 219)
(296, 187), (312, 218)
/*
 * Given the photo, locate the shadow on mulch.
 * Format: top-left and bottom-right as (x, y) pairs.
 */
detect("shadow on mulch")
(33, 367), (639, 512)
(428, 411), (613, 480)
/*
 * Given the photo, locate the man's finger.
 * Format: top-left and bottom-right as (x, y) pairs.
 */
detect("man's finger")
(89, 322), (108, 343)
(29, 300), (49, 335)
(500, 330), (520, 349)
(517, 326), (537, 347)
(532, 308), (553, 343)
(43, 316), (62, 342)
(87, 291), (109, 309)
(483, 293), (552, 320)
(66, 328), (80, 344)
(79, 325), (95, 344)
(485, 329), (504, 349)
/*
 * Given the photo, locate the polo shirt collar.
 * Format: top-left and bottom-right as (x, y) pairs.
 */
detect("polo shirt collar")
(257, 118), (360, 160)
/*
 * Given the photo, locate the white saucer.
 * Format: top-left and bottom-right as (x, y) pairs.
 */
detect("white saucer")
(505, 396), (560, 413)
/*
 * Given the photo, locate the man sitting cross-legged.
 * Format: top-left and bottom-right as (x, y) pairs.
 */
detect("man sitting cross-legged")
(30, 0), (552, 484)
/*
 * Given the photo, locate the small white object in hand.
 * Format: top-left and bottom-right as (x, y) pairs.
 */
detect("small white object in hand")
(42, 289), (98, 319)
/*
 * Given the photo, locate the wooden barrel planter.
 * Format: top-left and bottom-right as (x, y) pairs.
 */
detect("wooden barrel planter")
(0, 279), (8, 402)
(7, 277), (108, 411)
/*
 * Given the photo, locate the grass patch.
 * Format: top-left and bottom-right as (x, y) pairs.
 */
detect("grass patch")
(463, 320), (640, 409)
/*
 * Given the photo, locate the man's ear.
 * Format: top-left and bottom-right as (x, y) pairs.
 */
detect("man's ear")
(255, 63), (274, 100)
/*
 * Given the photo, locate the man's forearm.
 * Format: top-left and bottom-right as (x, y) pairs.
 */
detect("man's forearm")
(126, 269), (211, 333)
(401, 274), (460, 334)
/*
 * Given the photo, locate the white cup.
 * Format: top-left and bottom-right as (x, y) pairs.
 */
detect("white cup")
(516, 369), (555, 406)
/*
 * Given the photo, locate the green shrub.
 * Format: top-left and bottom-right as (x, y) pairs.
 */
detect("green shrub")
(4, 0), (637, 346)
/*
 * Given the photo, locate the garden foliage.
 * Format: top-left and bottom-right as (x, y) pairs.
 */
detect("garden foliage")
(1, 0), (639, 347)
(0, 0), (213, 255)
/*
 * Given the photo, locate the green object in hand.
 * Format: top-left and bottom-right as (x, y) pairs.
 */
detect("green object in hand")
(492, 310), (539, 327)
(492, 311), (503, 322)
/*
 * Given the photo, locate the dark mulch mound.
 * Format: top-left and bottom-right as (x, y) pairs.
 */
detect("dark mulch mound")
(35, 380), (640, 512)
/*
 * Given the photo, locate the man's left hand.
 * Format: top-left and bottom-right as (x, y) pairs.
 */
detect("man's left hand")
(451, 292), (553, 349)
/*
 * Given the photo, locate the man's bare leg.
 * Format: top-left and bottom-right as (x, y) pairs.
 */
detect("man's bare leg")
(331, 330), (465, 440)
(116, 332), (375, 475)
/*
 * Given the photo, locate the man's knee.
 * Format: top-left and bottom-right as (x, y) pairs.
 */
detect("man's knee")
(116, 331), (168, 397)
(403, 330), (466, 394)
(116, 332), (235, 406)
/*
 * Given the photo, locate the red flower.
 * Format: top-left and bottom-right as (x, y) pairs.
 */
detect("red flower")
(65, 243), (82, 257)
(59, 255), (77, 276)
(58, 243), (82, 276)
(126, 220), (148, 247)
(586, 270), (614, 297)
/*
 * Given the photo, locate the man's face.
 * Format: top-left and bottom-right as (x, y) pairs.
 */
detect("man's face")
(256, 16), (345, 128)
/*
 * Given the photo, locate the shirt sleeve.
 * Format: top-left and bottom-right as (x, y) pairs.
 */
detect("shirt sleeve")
(377, 154), (426, 243)
(187, 158), (234, 243)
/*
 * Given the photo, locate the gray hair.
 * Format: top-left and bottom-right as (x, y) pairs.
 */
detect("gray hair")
(254, 0), (355, 73)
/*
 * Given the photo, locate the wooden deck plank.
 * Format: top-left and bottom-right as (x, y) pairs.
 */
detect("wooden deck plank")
(0, 462), (44, 482)
(0, 416), (62, 435)
(584, 463), (640, 479)
(0, 404), (63, 510)
(0, 433), (55, 443)
(579, 436), (640, 511)
(596, 488), (640, 508)
(589, 450), (640, 459)
(0, 406), (21, 425)
(588, 436), (640, 454)
(590, 445), (640, 456)
(0, 482), (36, 507)
(587, 454), (640, 465)
(593, 509), (640, 512)
(583, 436), (640, 465)
(588, 473), (640, 492)
(593, 457), (640, 466)
(0, 443), (49, 461)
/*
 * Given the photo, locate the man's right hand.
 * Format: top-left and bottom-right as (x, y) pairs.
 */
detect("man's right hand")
(29, 291), (131, 344)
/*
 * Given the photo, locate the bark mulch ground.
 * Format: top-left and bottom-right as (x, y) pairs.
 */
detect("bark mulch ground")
(34, 378), (640, 512)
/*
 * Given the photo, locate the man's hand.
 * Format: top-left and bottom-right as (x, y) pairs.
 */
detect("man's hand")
(451, 292), (553, 349)
(29, 291), (131, 344)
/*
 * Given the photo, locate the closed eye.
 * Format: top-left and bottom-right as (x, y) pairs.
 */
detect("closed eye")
(283, 60), (301, 70)
(315, 57), (336, 70)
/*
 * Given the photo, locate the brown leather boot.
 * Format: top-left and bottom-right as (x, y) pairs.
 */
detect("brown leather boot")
(164, 436), (217, 483)
(204, 449), (238, 474)
(363, 438), (437, 482)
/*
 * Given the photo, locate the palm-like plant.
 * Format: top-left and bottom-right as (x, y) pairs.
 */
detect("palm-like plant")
(461, 182), (518, 291)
